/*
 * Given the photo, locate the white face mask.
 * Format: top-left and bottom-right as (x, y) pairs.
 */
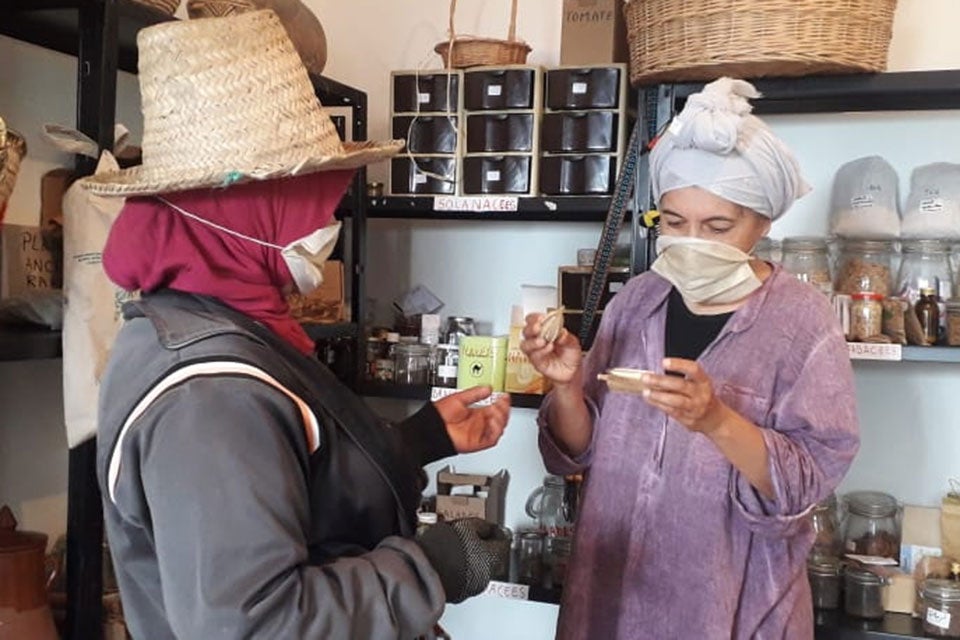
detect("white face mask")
(157, 197), (341, 295)
(651, 235), (762, 306)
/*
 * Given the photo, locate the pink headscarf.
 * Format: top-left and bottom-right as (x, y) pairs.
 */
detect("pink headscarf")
(103, 170), (355, 355)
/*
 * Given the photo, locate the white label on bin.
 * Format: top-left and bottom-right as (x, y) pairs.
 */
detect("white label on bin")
(414, 173), (428, 184)
(572, 82), (588, 95)
(418, 92), (431, 104)
(485, 581), (530, 601)
(850, 195), (874, 210)
(488, 84), (503, 96)
(927, 608), (951, 630)
(487, 170), (502, 182)
(921, 197), (945, 213)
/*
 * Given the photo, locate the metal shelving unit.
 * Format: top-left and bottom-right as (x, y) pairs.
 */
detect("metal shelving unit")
(2, 4), (370, 638)
(367, 195), (623, 222)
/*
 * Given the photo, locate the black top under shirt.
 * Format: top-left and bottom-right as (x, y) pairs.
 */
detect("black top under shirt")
(664, 287), (733, 362)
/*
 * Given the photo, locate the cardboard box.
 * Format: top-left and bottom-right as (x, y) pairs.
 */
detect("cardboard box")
(1, 225), (57, 298)
(882, 570), (917, 614)
(287, 260), (345, 323)
(901, 504), (942, 573)
(436, 466), (509, 526)
(457, 335), (508, 392)
(560, 0), (629, 66)
(506, 323), (550, 394)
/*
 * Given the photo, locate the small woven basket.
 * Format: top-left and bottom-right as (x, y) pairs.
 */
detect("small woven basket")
(131, 0), (181, 15)
(0, 117), (27, 216)
(434, 0), (531, 69)
(625, 0), (897, 86)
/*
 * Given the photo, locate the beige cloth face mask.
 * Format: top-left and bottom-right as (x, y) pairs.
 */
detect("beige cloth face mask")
(651, 235), (762, 308)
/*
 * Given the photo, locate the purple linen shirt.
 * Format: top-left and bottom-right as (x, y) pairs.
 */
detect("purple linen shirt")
(539, 266), (860, 640)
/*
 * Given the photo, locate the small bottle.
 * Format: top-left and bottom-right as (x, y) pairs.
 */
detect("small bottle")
(916, 287), (940, 346)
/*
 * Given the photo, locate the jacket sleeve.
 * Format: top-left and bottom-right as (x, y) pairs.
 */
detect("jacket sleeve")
(537, 292), (622, 476)
(729, 330), (860, 537)
(396, 402), (457, 467)
(116, 376), (444, 640)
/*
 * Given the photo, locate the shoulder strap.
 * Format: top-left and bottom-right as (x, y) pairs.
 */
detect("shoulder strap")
(107, 360), (321, 505)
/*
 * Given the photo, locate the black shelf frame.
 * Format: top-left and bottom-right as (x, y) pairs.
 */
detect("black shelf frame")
(358, 381), (544, 410)
(3, 4), (371, 638)
(367, 195), (624, 222)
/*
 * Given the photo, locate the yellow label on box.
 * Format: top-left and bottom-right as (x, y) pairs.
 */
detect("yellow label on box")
(505, 325), (549, 394)
(457, 336), (508, 391)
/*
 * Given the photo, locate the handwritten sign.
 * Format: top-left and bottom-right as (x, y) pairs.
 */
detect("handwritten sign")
(484, 581), (530, 601)
(847, 342), (902, 361)
(433, 196), (519, 213)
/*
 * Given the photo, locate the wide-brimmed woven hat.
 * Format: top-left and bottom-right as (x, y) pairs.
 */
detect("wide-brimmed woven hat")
(0, 116), (27, 211)
(82, 10), (403, 197)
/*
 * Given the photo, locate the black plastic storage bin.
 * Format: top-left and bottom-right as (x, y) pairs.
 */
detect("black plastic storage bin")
(392, 115), (459, 154)
(462, 156), (532, 194)
(466, 113), (535, 153)
(391, 157), (457, 195)
(393, 72), (460, 113)
(545, 67), (621, 110)
(464, 67), (536, 110)
(559, 266), (631, 310)
(541, 111), (618, 153)
(540, 155), (616, 195)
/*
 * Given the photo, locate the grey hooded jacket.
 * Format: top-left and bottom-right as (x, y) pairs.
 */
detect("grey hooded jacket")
(96, 290), (454, 639)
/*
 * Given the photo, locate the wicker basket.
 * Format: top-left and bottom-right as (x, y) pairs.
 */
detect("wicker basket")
(434, 0), (531, 69)
(625, 0), (897, 86)
(131, 0), (181, 15)
(0, 117), (27, 216)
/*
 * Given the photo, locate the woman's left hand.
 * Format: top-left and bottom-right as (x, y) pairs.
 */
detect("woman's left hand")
(641, 358), (730, 434)
(434, 386), (511, 454)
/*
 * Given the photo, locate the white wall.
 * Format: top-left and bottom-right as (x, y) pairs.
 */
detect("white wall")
(1, 1), (960, 639)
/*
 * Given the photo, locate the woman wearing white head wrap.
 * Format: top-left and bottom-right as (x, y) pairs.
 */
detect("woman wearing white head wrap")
(521, 78), (859, 639)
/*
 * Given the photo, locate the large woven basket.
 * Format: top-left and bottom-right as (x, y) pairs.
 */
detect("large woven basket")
(625, 0), (897, 86)
(0, 117), (27, 217)
(131, 0), (181, 15)
(434, 0), (531, 69)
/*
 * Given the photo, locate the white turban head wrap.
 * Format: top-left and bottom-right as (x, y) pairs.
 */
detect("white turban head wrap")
(649, 77), (811, 220)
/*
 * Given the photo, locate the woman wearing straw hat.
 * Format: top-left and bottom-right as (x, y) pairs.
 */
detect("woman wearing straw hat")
(521, 78), (860, 639)
(88, 12), (509, 639)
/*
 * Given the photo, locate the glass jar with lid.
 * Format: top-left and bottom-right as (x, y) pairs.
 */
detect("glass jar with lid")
(810, 493), (842, 560)
(946, 299), (960, 346)
(841, 491), (901, 560)
(394, 343), (432, 385)
(922, 579), (960, 637)
(753, 237), (781, 263)
(897, 239), (953, 305)
(844, 566), (886, 619)
(808, 557), (842, 610)
(782, 237), (832, 295)
(835, 239), (897, 296)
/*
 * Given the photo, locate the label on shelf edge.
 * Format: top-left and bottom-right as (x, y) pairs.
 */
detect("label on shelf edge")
(433, 196), (520, 213)
(485, 581), (530, 601)
(847, 342), (902, 361)
(430, 387), (508, 406)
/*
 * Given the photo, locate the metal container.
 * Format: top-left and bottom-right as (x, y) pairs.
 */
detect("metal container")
(808, 557), (842, 610)
(922, 579), (960, 637)
(844, 566), (885, 619)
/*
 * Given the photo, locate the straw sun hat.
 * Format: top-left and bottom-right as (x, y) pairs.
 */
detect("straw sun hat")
(82, 10), (403, 197)
(0, 116), (27, 212)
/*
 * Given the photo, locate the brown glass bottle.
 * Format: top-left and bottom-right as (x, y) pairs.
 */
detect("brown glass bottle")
(916, 288), (940, 346)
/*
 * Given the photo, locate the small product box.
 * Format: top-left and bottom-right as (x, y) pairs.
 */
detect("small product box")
(457, 335), (508, 391)
(435, 465), (509, 526)
(505, 305), (549, 394)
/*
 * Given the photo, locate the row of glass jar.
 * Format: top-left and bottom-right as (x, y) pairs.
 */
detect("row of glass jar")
(810, 491), (901, 564)
(809, 558), (960, 636)
(365, 334), (461, 387)
(756, 237), (956, 304)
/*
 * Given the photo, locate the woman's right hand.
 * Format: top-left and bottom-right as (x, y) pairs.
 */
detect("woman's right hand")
(519, 313), (583, 387)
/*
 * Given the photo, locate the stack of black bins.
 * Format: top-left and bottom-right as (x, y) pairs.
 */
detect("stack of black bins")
(389, 70), (462, 195)
(540, 64), (628, 196)
(461, 65), (542, 196)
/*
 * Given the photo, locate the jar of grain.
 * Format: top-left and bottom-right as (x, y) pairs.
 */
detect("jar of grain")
(850, 292), (884, 341)
(782, 237), (832, 295)
(922, 579), (960, 637)
(835, 239), (897, 296)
